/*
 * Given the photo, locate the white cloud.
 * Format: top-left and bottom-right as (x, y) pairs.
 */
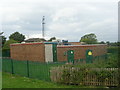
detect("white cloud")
(1, 0), (118, 42)
(52, 7), (77, 22)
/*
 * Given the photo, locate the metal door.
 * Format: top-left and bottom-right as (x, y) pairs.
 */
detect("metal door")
(67, 50), (74, 63)
(86, 49), (93, 63)
(52, 44), (57, 62)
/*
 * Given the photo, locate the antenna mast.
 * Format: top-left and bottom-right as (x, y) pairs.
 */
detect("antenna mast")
(42, 16), (45, 38)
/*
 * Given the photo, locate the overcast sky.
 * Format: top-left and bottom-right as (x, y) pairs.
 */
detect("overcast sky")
(0, 0), (118, 42)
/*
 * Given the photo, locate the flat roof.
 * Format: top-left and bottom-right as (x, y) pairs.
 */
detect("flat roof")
(57, 44), (107, 48)
(10, 42), (107, 47)
(10, 42), (43, 46)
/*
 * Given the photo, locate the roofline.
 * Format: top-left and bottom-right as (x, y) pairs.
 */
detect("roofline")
(57, 44), (107, 48)
(10, 42), (44, 46)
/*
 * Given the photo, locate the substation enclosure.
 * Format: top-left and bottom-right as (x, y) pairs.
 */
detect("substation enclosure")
(10, 43), (107, 63)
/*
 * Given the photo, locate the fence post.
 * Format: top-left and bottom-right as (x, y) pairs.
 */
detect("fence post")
(27, 60), (29, 77)
(11, 59), (14, 74)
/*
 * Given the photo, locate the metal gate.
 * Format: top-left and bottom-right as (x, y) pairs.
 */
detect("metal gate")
(52, 44), (57, 62)
(67, 50), (74, 63)
(86, 49), (93, 63)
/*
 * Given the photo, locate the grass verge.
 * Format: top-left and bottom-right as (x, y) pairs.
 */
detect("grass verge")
(2, 72), (100, 88)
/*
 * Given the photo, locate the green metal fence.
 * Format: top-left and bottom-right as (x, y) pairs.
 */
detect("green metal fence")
(2, 58), (64, 81)
(2, 54), (108, 81)
(2, 58), (12, 73)
(2, 50), (10, 57)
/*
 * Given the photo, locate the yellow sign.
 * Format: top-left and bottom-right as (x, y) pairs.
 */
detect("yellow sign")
(88, 51), (92, 55)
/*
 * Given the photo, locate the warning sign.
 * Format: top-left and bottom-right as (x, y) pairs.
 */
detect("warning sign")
(88, 51), (92, 55)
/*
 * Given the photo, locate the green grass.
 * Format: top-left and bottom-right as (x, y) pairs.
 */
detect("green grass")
(0, 72), (2, 89)
(2, 72), (99, 88)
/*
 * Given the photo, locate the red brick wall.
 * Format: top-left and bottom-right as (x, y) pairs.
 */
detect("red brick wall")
(10, 43), (107, 62)
(10, 43), (45, 62)
(57, 45), (107, 62)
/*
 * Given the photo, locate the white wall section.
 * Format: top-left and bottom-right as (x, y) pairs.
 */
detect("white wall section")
(45, 44), (53, 62)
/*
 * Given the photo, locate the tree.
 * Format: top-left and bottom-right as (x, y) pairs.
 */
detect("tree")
(0, 32), (4, 35)
(99, 41), (105, 44)
(80, 33), (97, 44)
(2, 36), (6, 46)
(48, 37), (56, 41)
(9, 32), (25, 42)
(3, 39), (18, 50)
(117, 42), (120, 46)
(106, 41), (110, 45)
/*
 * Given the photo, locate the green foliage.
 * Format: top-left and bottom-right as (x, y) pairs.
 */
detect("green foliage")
(2, 36), (6, 46)
(48, 37), (56, 41)
(56, 65), (118, 85)
(107, 46), (119, 54)
(9, 32), (25, 42)
(96, 70), (112, 81)
(105, 53), (118, 68)
(106, 41), (110, 45)
(99, 41), (105, 44)
(57, 50), (118, 85)
(2, 39), (18, 50)
(76, 48), (118, 68)
(60, 66), (85, 85)
(82, 53), (118, 68)
(108, 42), (120, 46)
(80, 33), (97, 44)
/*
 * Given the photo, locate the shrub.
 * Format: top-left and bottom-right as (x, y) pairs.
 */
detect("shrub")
(2, 39), (18, 50)
(107, 46), (118, 54)
(51, 65), (119, 86)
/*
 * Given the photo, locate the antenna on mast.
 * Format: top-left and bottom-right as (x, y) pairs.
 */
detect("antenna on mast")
(42, 16), (45, 38)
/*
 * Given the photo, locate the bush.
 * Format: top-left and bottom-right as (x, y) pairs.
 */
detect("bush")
(2, 39), (18, 57)
(3, 39), (18, 50)
(107, 46), (119, 54)
(61, 66), (84, 84)
(51, 65), (119, 86)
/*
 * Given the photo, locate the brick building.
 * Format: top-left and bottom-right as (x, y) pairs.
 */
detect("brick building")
(10, 42), (107, 63)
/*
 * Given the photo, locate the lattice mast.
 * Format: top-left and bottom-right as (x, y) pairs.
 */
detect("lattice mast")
(42, 16), (45, 38)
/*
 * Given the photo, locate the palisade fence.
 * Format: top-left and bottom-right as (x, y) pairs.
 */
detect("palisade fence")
(2, 57), (65, 81)
(2, 57), (119, 86)
(50, 66), (119, 86)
